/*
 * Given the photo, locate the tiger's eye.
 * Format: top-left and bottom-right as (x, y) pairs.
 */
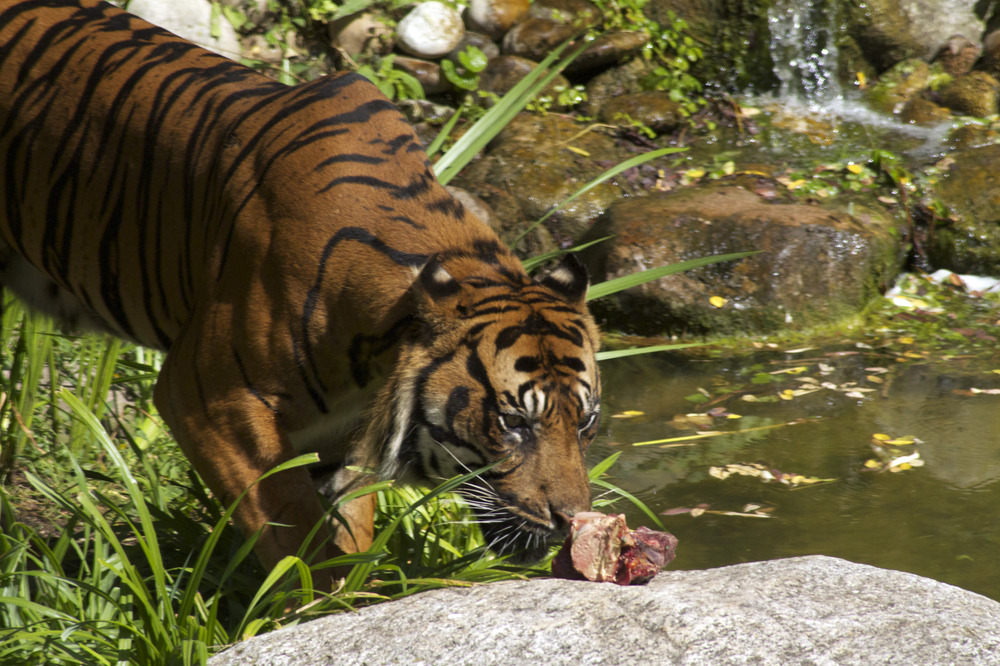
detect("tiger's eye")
(500, 413), (529, 432)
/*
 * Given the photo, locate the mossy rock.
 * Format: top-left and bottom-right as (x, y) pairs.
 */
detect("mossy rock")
(578, 181), (906, 336)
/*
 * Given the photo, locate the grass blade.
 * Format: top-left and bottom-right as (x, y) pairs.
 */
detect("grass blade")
(587, 250), (760, 301)
(433, 39), (587, 185)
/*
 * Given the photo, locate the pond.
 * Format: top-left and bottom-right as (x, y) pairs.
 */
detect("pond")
(590, 334), (1000, 602)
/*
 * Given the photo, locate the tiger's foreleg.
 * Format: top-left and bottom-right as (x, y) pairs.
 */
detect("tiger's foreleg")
(153, 336), (351, 585)
(315, 465), (378, 555)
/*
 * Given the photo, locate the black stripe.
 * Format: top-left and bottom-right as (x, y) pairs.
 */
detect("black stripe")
(296, 228), (427, 410)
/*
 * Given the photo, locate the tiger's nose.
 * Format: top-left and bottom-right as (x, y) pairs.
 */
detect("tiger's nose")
(552, 510), (574, 535)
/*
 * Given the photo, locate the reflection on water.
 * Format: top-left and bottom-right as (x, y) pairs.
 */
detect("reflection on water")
(590, 350), (1000, 601)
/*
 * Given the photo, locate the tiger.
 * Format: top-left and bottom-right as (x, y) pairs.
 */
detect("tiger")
(0, 0), (602, 579)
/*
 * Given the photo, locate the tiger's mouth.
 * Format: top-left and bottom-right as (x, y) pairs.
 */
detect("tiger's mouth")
(468, 501), (566, 564)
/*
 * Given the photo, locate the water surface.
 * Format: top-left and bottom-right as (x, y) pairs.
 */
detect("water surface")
(590, 346), (1000, 601)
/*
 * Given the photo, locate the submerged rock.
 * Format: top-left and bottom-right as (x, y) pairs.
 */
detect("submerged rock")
(579, 181), (905, 336)
(210, 556), (1000, 665)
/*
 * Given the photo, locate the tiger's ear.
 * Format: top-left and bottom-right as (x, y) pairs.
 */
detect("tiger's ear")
(412, 256), (462, 323)
(537, 253), (589, 307)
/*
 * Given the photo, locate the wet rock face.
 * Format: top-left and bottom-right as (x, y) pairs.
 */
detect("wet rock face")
(930, 144), (1000, 276)
(579, 182), (906, 335)
(844, 0), (984, 70)
(938, 71), (1000, 118)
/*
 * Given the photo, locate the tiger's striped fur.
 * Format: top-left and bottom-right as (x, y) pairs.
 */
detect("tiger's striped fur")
(0, 0), (601, 573)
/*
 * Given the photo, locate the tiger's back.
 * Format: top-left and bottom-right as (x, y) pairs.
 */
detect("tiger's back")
(0, 0), (601, 577)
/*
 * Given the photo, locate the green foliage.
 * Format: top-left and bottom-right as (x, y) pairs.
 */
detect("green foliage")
(431, 39), (589, 184)
(355, 54), (425, 101)
(588, 1), (704, 114)
(440, 45), (489, 92)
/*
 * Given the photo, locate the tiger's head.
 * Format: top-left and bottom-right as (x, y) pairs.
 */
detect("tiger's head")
(378, 254), (601, 562)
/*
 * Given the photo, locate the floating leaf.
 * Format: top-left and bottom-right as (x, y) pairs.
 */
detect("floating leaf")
(770, 366), (809, 375)
(708, 462), (834, 487)
(611, 410), (645, 419)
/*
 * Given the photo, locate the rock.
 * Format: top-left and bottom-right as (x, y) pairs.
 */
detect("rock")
(391, 56), (449, 95)
(865, 58), (931, 114)
(938, 71), (1000, 117)
(980, 29), (1000, 78)
(581, 58), (654, 116)
(447, 31), (501, 62)
(327, 11), (394, 55)
(452, 113), (632, 246)
(396, 1), (465, 59)
(127, 0), (242, 58)
(209, 556), (1000, 665)
(464, 0), (530, 39)
(501, 17), (577, 61)
(843, 0), (984, 70)
(578, 182), (904, 335)
(564, 31), (650, 76)
(644, 0), (772, 91)
(932, 34), (981, 76)
(597, 91), (683, 134)
(899, 97), (952, 125)
(477, 55), (571, 103)
(929, 144), (1000, 275)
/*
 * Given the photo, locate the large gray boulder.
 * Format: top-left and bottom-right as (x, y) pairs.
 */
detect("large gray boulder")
(210, 555), (1000, 665)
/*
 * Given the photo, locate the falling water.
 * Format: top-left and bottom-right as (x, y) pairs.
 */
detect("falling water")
(767, 0), (842, 109)
(759, 0), (952, 153)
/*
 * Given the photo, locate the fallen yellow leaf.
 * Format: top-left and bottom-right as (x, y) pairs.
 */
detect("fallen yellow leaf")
(846, 163), (863, 174)
(611, 410), (645, 419)
(709, 295), (727, 308)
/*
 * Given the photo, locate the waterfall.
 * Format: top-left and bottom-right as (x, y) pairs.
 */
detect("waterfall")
(767, 0), (842, 109)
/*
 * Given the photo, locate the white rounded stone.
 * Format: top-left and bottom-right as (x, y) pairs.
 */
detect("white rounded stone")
(396, 1), (465, 59)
